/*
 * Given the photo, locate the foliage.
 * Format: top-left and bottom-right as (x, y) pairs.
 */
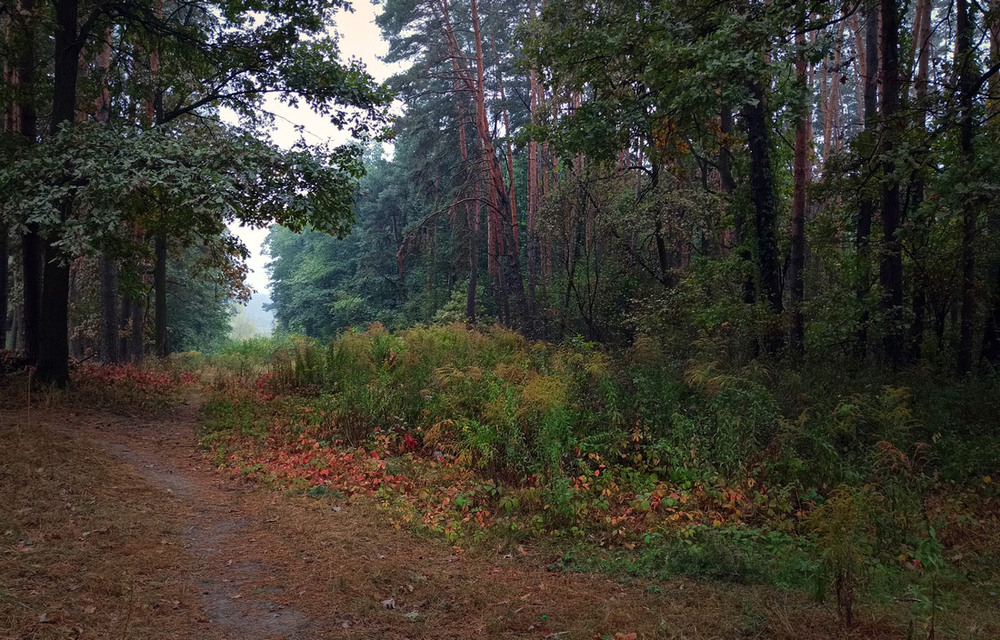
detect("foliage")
(72, 363), (199, 409)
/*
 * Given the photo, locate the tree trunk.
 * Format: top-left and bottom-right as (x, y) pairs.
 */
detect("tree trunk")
(650, 163), (672, 285)
(849, 10), (867, 126)
(468, 0), (527, 329)
(0, 226), (7, 350)
(36, 253), (71, 384)
(878, 0), (904, 366)
(100, 255), (120, 363)
(720, 105), (755, 307)
(467, 203), (479, 325)
(526, 4), (540, 310)
(855, 0), (880, 357)
(980, 2), (1000, 366)
(120, 296), (132, 362)
(11, 0), (40, 361)
(955, 0), (977, 374)
(36, 0), (80, 386)
(829, 25), (843, 154)
(154, 231), (169, 358)
(11, 303), (24, 353)
(120, 295), (145, 364)
(790, 22), (809, 355)
(907, 0), (933, 361)
(21, 229), (42, 361)
(743, 81), (783, 321)
(92, 29), (117, 363)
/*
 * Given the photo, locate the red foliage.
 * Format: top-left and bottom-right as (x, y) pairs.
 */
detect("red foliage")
(401, 432), (420, 453)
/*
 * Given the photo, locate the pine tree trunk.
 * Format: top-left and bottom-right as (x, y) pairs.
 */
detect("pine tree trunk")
(790, 22), (809, 355)
(849, 10), (867, 128)
(907, 0), (933, 361)
(11, 303), (23, 353)
(955, 0), (977, 374)
(120, 295), (145, 364)
(467, 0), (527, 330)
(829, 25), (843, 154)
(0, 226), (8, 350)
(467, 204), (479, 325)
(37, 254), (71, 384)
(120, 296), (132, 362)
(855, 0), (880, 357)
(526, 6), (540, 310)
(92, 29), (118, 363)
(980, 2), (1000, 366)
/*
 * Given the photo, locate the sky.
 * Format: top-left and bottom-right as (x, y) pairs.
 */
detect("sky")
(230, 0), (400, 297)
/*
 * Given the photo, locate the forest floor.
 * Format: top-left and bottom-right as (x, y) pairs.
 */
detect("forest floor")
(0, 392), (926, 639)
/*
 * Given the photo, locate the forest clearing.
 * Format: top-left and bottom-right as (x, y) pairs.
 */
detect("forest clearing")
(3, 0), (1000, 637)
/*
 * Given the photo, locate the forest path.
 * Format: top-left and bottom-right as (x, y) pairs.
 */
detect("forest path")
(1, 396), (877, 640)
(70, 399), (313, 639)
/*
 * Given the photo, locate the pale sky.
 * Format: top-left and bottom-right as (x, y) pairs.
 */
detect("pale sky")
(230, 0), (400, 296)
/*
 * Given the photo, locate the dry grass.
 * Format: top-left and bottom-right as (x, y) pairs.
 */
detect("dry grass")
(0, 414), (203, 640)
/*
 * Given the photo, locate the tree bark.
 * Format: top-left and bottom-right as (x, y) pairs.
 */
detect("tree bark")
(93, 30), (118, 363)
(526, 3), (540, 311)
(100, 256), (120, 363)
(849, 10), (867, 126)
(154, 231), (169, 358)
(120, 294), (145, 364)
(907, 0), (933, 361)
(36, 0), (81, 386)
(743, 81), (783, 320)
(10, 0), (40, 361)
(955, 0), (977, 374)
(36, 253), (72, 384)
(720, 105), (755, 307)
(21, 228), (42, 361)
(855, 0), (880, 357)
(878, 0), (904, 366)
(469, 0), (527, 328)
(980, 1), (1000, 366)
(790, 22), (809, 355)
(0, 226), (8, 349)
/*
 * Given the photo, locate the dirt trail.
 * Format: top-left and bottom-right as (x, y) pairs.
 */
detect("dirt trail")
(3, 398), (892, 640)
(73, 401), (314, 639)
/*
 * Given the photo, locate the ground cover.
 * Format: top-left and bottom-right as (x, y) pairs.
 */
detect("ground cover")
(198, 325), (1000, 637)
(0, 374), (889, 640)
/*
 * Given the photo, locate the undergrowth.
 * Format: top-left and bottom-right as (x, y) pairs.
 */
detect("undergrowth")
(196, 324), (999, 633)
